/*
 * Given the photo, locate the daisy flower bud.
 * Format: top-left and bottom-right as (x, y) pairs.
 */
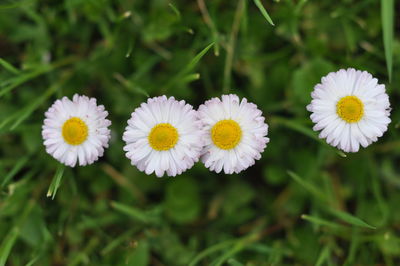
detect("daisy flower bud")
(42, 94), (111, 167)
(307, 68), (391, 153)
(198, 94), (269, 174)
(123, 96), (205, 177)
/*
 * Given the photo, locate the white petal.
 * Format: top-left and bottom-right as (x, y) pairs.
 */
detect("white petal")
(307, 68), (391, 153)
(42, 94), (111, 167)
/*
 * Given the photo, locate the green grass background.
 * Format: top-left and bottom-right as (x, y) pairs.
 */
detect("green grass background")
(0, 0), (399, 265)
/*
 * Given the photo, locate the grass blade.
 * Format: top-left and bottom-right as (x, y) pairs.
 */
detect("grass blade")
(287, 171), (329, 202)
(163, 42), (214, 91)
(329, 209), (376, 229)
(344, 229), (360, 266)
(0, 227), (19, 266)
(223, 0), (245, 93)
(272, 116), (346, 157)
(315, 243), (331, 266)
(1, 155), (29, 187)
(25, 254), (42, 266)
(0, 56), (76, 98)
(101, 229), (136, 255)
(253, 0), (275, 26)
(168, 3), (181, 20)
(180, 73), (200, 84)
(111, 201), (154, 224)
(0, 202), (36, 266)
(0, 66), (50, 97)
(0, 0), (33, 9)
(381, 0), (394, 81)
(301, 214), (343, 230)
(47, 164), (65, 200)
(0, 58), (20, 74)
(131, 56), (160, 80)
(9, 86), (56, 131)
(113, 73), (150, 97)
(185, 42), (214, 73)
(227, 259), (244, 266)
(7, 70), (72, 132)
(189, 240), (236, 266)
(211, 233), (260, 266)
(197, 0), (220, 56)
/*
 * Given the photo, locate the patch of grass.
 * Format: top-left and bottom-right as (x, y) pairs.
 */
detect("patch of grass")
(0, 0), (398, 265)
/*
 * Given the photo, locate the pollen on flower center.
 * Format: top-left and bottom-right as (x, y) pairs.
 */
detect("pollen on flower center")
(62, 117), (89, 145)
(148, 123), (179, 151)
(211, 119), (242, 150)
(336, 96), (364, 123)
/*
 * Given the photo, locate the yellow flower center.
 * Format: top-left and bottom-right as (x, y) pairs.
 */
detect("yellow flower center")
(211, 119), (242, 150)
(62, 117), (89, 145)
(336, 96), (364, 123)
(148, 123), (179, 151)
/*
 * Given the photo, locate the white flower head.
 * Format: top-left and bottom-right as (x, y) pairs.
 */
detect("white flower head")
(123, 96), (205, 177)
(198, 94), (269, 174)
(42, 94), (111, 167)
(307, 68), (391, 153)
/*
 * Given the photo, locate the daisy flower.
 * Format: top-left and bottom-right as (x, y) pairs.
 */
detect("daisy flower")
(198, 94), (269, 174)
(307, 68), (391, 153)
(42, 94), (111, 167)
(122, 96), (205, 177)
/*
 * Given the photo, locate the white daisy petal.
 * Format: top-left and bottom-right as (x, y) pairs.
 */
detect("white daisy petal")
(198, 94), (269, 174)
(123, 96), (205, 178)
(42, 94), (111, 167)
(307, 68), (391, 153)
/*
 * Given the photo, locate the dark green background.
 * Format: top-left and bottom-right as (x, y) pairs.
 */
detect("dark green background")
(0, 0), (399, 265)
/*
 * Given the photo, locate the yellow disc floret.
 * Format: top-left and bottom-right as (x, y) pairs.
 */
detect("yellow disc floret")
(336, 96), (364, 123)
(62, 117), (89, 145)
(211, 119), (242, 150)
(148, 123), (179, 151)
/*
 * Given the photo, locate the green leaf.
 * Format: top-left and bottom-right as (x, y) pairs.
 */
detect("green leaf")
(253, 0), (275, 26)
(222, 181), (255, 215)
(329, 209), (376, 229)
(377, 232), (400, 256)
(381, 0), (394, 81)
(46, 164), (65, 200)
(126, 240), (149, 266)
(165, 176), (201, 224)
(0, 227), (19, 266)
(291, 58), (335, 106)
(19, 205), (49, 247)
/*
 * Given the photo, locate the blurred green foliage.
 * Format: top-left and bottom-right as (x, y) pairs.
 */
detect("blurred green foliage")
(0, 0), (400, 265)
